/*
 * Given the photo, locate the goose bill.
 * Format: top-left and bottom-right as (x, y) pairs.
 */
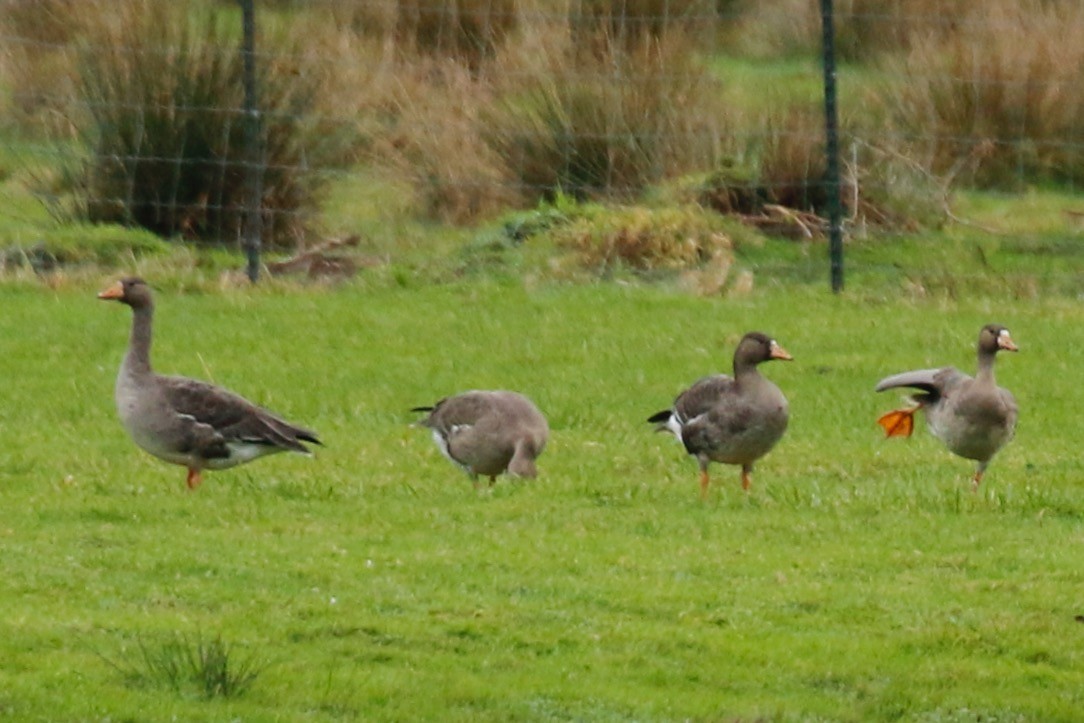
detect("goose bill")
(97, 281), (125, 300)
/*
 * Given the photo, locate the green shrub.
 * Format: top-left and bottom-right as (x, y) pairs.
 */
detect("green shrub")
(56, 0), (352, 248)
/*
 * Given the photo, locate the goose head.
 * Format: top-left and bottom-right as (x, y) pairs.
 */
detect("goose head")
(978, 324), (1018, 356)
(735, 332), (793, 369)
(98, 277), (154, 310)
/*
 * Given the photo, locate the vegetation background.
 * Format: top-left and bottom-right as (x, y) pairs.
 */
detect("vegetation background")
(1, 0), (1083, 720)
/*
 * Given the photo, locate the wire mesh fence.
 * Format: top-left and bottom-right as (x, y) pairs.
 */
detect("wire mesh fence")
(1, 0), (1083, 290)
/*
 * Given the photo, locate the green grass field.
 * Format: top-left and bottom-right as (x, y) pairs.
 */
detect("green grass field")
(1, 273), (1082, 721)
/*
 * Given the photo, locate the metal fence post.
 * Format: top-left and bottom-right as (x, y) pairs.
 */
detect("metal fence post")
(819, 0), (845, 293)
(240, 0), (263, 282)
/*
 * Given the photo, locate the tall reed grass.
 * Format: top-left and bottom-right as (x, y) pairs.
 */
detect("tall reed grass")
(56, 0), (351, 247)
(885, 1), (1084, 188)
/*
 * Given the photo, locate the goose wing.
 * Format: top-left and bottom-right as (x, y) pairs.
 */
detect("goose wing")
(161, 376), (319, 454)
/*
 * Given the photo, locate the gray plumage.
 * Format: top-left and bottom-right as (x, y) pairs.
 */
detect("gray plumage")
(413, 390), (548, 487)
(875, 323), (1018, 487)
(648, 332), (792, 498)
(99, 277), (320, 489)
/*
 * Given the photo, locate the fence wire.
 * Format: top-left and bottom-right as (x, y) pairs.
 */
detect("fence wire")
(0, 0), (1082, 291)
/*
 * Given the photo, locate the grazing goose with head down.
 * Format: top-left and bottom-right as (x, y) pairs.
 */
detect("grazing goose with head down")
(648, 332), (792, 499)
(99, 277), (320, 489)
(412, 390), (548, 488)
(876, 323), (1018, 489)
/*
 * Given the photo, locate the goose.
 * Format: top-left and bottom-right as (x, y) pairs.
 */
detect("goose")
(648, 332), (792, 499)
(876, 324), (1018, 488)
(98, 277), (320, 489)
(412, 390), (548, 488)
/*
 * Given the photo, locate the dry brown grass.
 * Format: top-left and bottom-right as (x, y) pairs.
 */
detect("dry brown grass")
(376, 59), (521, 224)
(35, 0), (355, 247)
(370, 5), (730, 223)
(0, 0), (87, 127)
(484, 26), (728, 205)
(279, 0), (517, 68)
(886, 0), (1084, 187)
(725, 0), (973, 61)
(569, 0), (718, 54)
(8, 0), (1071, 238)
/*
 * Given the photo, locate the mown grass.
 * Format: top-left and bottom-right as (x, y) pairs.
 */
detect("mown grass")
(1, 272), (1082, 720)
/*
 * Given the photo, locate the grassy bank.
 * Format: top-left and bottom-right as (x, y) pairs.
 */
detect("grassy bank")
(0, 278), (1081, 720)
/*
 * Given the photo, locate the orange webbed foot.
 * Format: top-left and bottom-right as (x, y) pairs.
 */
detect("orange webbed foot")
(186, 468), (203, 490)
(877, 408), (916, 438)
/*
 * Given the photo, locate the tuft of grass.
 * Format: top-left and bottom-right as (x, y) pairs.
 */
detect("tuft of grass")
(103, 632), (267, 699)
(378, 58), (521, 225)
(485, 28), (728, 206)
(547, 201), (734, 277)
(41, 0), (353, 248)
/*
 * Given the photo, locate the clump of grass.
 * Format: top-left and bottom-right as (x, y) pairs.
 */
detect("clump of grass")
(755, 105), (834, 212)
(485, 30), (728, 205)
(698, 104), (944, 235)
(106, 632), (267, 699)
(884, 0), (1084, 188)
(548, 201), (734, 275)
(375, 8), (728, 223)
(50, 0), (353, 248)
(377, 59), (521, 224)
(694, 105), (835, 236)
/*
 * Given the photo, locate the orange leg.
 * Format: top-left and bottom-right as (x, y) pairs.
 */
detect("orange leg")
(971, 469), (984, 491)
(741, 465), (752, 491)
(186, 468), (203, 490)
(699, 468), (710, 501)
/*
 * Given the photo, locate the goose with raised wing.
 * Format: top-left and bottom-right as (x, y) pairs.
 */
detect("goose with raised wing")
(876, 324), (1018, 489)
(412, 390), (548, 488)
(99, 277), (321, 489)
(648, 332), (792, 499)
